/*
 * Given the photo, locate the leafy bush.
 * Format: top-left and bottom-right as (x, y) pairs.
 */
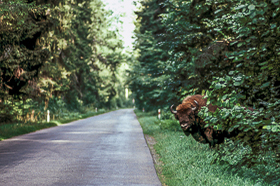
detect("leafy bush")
(136, 110), (280, 186)
(131, 0), (280, 166)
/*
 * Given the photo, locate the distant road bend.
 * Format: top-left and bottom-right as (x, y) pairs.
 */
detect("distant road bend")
(0, 109), (161, 186)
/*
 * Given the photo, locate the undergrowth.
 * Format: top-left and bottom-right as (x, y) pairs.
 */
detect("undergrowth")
(0, 109), (110, 140)
(135, 109), (280, 186)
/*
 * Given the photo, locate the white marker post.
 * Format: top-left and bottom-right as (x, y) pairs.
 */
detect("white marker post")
(158, 109), (161, 119)
(47, 110), (50, 123)
(132, 98), (135, 109)
(95, 108), (97, 112)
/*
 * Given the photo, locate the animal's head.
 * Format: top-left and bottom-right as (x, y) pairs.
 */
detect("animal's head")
(170, 100), (199, 133)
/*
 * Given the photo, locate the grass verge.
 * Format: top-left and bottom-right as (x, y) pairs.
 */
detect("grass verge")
(135, 109), (280, 186)
(0, 109), (111, 141)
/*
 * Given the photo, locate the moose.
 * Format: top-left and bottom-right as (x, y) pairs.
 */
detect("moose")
(170, 94), (238, 147)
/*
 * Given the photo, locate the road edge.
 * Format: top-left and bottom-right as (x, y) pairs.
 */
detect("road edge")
(144, 134), (166, 186)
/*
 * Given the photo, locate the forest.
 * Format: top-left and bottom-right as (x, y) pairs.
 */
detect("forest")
(0, 0), (132, 124)
(129, 0), (280, 167)
(1, 0), (280, 170)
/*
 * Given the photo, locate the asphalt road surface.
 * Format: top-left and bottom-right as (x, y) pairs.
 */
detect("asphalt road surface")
(0, 109), (161, 186)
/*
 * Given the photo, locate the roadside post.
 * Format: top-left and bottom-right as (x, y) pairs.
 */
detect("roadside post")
(132, 98), (135, 109)
(158, 109), (161, 119)
(47, 110), (50, 123)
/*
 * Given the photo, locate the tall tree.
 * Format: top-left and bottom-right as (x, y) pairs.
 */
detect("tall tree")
(0, 0), (51, 121)
(129, 0), (175, 111)
(0, 0), (128, 122)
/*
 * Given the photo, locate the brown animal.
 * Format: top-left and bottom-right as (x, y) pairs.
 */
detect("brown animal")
(170, 95), (237, 147)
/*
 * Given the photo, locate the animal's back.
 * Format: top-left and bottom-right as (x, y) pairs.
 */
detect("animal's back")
(182, 94), (204, 103)
(182, 94), (218, 112)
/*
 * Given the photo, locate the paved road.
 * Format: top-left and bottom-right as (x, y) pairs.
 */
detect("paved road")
(0, 109), (161, 186)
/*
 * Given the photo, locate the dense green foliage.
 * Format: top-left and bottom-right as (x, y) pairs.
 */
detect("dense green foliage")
(135, 110), (280, 185)
(129, 0), (177, 111)
(0, 0), (130, 123)
(130, 0), (280, 166)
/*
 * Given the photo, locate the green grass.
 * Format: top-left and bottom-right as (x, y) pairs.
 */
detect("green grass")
(0, 122), (57, 140)
(0, 109), (110, 141)
(135, 110), (280, 186)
